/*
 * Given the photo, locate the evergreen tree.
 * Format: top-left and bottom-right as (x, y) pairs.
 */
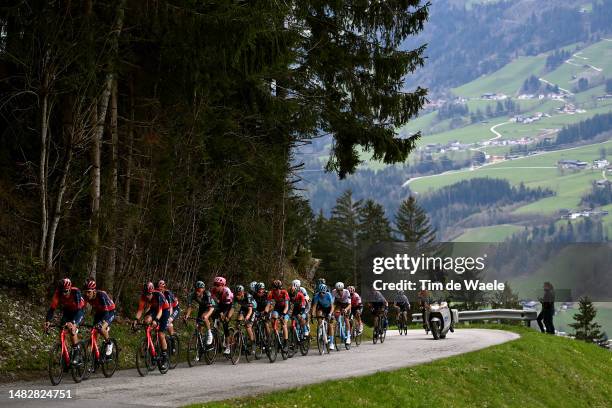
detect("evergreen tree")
(395, 197), (436, 246)
(330, 190), (362, 284)
(358, 199), (392, 250)
(569, 297), (604, 342)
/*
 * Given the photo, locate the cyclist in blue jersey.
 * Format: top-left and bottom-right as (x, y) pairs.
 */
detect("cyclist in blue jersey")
(310, 284), (335, 349)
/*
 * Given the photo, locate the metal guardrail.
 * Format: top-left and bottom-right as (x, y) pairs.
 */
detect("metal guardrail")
(411, 309), (538, 325)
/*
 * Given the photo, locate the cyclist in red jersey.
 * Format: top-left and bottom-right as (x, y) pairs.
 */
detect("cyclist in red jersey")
(133, 282), (170, 362)
(83, 278), (116, 355)
(289, 282), (309, 337)
(266, 280), (290, 349)
(44, 278), (86, 353)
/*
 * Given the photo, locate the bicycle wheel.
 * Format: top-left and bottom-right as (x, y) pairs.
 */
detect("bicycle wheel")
(168, 335), (179, 370)
(254, 324), (263, 360)
(70, 341), (86, 383)
(101, 338), (119, 377)
(187, 332), (201, 367)
(82, 340), (95, 380)
(278, 333), (288, 360)
(230, 329), (241, 365)
(287, 328), (297, 358)
(380, 322), (387, 344)
(48, 342), (64, 386)
(300, 329), (310, 356)
(243, 332), (253, 363)
(316, 321), (324, 355)
(373, 324), (379, 344)
(204, 332), (218, 365)
(135, 338), (151, 377)
(266, 331), (278, 363)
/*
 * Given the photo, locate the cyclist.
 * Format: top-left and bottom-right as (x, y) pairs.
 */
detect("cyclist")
(310, 283), (335, 349)
(417, 289), (432, 331)
(368, 288), (388, 339)
(83, 278), (116, 356)
(211, 276), (234, 355)
(292, 279), (310, 331)
(249, 281), (258, 296)
(157, 280), (180, 338)
(348, 286), (363, 335)
(266, 279), (290, 350)
(331, 282), (351, 345)
(394, 290), (411, 328)
(133, 282), (170, 363)
(289, 281), (309, 337)
(234, 285), (256, 352)
(252, 282), (270, 336)
(44, 278), (86, 362)
(183, 281), (216, 346)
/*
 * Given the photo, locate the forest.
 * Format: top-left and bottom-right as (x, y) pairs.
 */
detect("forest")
(0, 0), (429, 306)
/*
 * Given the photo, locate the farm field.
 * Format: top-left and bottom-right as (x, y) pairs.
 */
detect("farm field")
(453, 224), (523, 242)
(408, 141), (612, 193)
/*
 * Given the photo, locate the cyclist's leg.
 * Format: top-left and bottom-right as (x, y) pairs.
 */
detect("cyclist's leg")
(282, 313), (289, 341)
(158, 309), (170, 352)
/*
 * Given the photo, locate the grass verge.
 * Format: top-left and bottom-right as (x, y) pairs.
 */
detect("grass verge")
(185, 325), (612, 408)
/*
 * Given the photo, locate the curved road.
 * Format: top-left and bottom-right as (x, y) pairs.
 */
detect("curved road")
(0, 329), (518, 407)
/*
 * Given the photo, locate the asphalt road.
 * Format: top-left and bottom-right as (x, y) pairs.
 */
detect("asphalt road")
(0, 329), (519, 408)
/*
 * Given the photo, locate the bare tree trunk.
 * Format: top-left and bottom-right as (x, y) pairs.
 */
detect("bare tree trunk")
(46, 143), (73, 274)
(39, 73), (50, 264)
(106, 79), (119, 292)
(88, 0), (126, 279)
(125, 75), (134, 201)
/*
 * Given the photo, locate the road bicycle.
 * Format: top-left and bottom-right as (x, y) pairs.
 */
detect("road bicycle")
(185, 317), (215, 366)
(349, 314), (362, 346)
(287, 314), (310, 357)
(315, 315), (331, 355)
(334, 311), (351, 351)
(46, 323), (87, 385)
(134, 322), (169, 376)
(372, 309), (387, 344)
(254, 313), (277, 363)
(396, 309), (409, 336)
(82, 324), (119, 379)
(229, 320), (254, 364)
(270, 313), (289, 360)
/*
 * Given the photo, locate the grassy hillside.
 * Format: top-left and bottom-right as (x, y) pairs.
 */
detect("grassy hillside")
(452, 55), (548, 98)
(453, 224), (524, 242)
(190, 325), (612, 408)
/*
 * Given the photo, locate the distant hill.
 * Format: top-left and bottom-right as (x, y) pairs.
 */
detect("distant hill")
(403, 0), (611, 92)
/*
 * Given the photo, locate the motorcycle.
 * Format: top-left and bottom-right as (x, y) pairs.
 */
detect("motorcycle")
(423, 301), (458, 340)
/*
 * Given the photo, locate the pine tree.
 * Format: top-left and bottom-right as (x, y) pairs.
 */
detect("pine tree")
(569, 296), (604, 342)
(330, 190), (362, 285)
(395, 197), (436, 247)
(358, 199), (392, 250)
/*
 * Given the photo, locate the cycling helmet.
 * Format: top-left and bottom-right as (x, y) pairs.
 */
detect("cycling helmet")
(291, 279), (301, 289)
(143, 282), (155, 295)
(398, 290), (405, 296)
(315, 278), (326, 285)
(249, 281), (258, 292)
(347, 286), (355, 294)
(157, 279), (166, 289)
(85, 279), (96, 290)
(272, 279), (282, 289)
(335, 282), (345, 290)
(255, 282), (265, 291)
(214, 276), (226, 286)
(317, 284), (327, 293)
(59, 278), (72, 291)
(235, 285), (245, 293)
(195, 280), (206, 289)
